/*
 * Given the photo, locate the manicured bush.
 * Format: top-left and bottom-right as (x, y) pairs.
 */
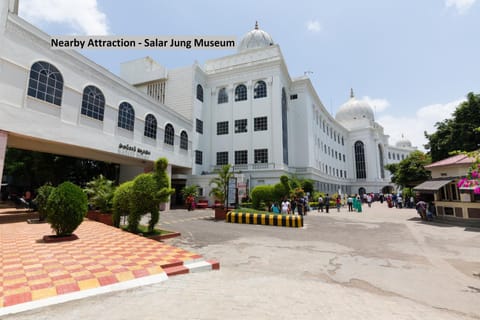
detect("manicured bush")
(153, 157), (175, 203)
(112, 157), (175, 233)
(129, 174), (158, 233)
(112, 181), (133, 228)
(272, 183), (288, 202)
(35, 184), (55, 221)
(251, 185), (274, 209)
(46, 182), (87, 236)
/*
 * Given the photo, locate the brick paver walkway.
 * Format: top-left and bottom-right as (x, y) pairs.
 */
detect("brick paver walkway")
(0, 219), (204, 308)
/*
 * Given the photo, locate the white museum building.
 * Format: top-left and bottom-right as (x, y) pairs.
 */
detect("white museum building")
(0, 0), (416, 207)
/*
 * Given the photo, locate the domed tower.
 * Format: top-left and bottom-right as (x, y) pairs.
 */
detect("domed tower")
(335, 89), (375, 129)
(238, 21), (274, 52)
(396, 135), (414, 149)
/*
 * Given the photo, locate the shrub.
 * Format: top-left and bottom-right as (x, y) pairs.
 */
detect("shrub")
(46, 181), (87, 236)
(129, 174), (158, 233)
(272, 183), (288, 202)
(112, 181), (133, 228)
(153, 157), (175, 203)
(84, 175), (116, 213)
(35, 184), (55, 221)
(251, 185), (274, 209)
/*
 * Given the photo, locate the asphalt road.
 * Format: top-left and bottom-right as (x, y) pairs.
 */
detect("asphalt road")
(6, 203), (480, 320)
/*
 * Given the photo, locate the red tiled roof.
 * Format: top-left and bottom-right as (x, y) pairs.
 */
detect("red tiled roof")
(425, 154), (475, 168)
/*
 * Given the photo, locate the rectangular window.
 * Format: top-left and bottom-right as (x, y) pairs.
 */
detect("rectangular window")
(216, 151), (229, 165)
(196, 119), (203, 134)
(217, 121), (229, 135)
(343, 154), (346, 162)
(254, 117), (268, 131)
(290, 94), (298, 100)
(254, 149), (268, 164)
(195, 150), (203, 165)
(235, 150), (248, 164)
(235, 119), (247, 133)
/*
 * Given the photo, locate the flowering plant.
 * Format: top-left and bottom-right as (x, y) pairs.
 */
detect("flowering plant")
(457, 152), (480, 195)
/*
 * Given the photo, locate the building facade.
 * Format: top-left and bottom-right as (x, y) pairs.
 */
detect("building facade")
(122, 22), (416, 200)
(0, 1), (415, 206)
(414, 154), (480, 225)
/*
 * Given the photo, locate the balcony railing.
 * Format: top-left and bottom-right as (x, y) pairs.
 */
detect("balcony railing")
(211, 162), (276, 172)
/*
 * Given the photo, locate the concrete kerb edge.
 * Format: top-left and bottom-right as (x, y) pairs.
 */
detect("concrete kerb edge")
(0, 272), (168, 317)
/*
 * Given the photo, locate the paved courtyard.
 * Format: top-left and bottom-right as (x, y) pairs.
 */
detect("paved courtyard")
(4, 203), (480, 319)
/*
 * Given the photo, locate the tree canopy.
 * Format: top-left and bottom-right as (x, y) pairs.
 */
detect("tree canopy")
(425, 92), (480, 162)
(385, 150), (431, 188)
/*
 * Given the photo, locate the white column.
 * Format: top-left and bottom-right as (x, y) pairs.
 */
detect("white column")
(0, 131), (7, 189)
(163, 164), (172, 211)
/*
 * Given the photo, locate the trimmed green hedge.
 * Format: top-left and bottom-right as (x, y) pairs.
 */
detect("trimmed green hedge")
(46, 182), (87, 236)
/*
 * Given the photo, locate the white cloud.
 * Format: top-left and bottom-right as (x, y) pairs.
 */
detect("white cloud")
(306, 20), (322, 33)
(377, 98), (463, 151)
(19, 0), (109, 35)
(445, 0), (476, 14)
(361, 96), (390, 113)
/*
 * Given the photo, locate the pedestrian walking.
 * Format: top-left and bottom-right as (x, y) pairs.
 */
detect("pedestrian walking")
(318, 195), (324, 212)
(325, 193), (331, 213)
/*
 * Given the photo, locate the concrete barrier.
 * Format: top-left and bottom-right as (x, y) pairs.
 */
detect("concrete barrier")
(226, 211), (303, 228)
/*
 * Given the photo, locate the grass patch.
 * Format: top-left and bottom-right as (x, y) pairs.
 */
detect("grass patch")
(121, 224), (174, 236)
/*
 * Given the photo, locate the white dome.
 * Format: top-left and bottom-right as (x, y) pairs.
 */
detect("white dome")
(335, 89), (375, 123)
(396, 137), (412, 148)
(238, 22), (274, 52)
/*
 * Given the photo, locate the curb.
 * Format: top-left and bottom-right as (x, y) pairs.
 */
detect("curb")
(226, 212), (303, 228)
(165, 259), (220, 276)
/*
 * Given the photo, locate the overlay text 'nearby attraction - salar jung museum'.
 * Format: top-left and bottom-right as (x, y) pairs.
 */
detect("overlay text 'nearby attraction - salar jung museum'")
(0, 0), (416, 208)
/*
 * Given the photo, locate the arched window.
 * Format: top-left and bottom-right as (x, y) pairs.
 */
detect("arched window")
(218, 88), (228, 104)
(341, 136), (344, 146)
(196, 84), (203, 102)
(354, 141), (366, 179)
(282, 88), (288, 165)
(164, 123), (174, 145)
(235, 84), (247, 101)
(81, 85), (105, 121)
(378, 144), (385, 179)
(388, 152), (391, 159)
(144, 114), (157, 139)
(254, 80), (267, 99)
(27, 61), (63, 106)
(180, 131), (188, 150)
(118, 102), (135, 131)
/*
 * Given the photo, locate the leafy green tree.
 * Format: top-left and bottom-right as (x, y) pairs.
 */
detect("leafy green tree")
(385, 151), (431, 188)
(425, 92), (480, 162)
(209, 164), (233, 207)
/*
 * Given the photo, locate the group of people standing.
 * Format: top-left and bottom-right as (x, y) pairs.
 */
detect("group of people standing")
(271, 196), (310, 216)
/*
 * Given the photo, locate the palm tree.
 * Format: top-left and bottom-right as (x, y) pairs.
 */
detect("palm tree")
(209, 164), (233, 207)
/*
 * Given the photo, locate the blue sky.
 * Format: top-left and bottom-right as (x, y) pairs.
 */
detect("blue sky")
(18, 0), (480, 150)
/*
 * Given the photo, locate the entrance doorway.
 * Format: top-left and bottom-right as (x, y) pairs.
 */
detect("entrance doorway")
(171, 180), (186, 209)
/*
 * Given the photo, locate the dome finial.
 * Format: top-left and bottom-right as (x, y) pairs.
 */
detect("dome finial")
(350, 88), (354, 98)
(255, 21), (259, 30)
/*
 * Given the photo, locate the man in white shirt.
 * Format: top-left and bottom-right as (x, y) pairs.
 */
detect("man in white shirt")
(281, 199), (290, 214)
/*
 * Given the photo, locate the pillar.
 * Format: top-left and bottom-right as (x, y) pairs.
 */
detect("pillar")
(0, 131), (7, 192)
